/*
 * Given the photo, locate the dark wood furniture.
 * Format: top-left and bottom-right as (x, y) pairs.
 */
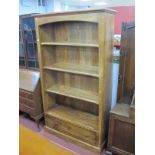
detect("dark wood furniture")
(19, 68), (43, 124)
(35, 8), (116, 153)
(107, 22), (135, 155)
(117, 22), (135, 101)
(19, 14), (39, 69)
(107, 97), (135, 155)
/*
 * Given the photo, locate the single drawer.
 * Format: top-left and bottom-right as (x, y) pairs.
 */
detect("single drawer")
(19, 97), (34, 108)
(19, 103), (36, 116)
(45, 115), (98, 146)
(19, 89), (33, 100)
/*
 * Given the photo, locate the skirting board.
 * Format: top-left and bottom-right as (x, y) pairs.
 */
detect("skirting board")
(44, 126), (105, 154)
(110, 146), (134, 155)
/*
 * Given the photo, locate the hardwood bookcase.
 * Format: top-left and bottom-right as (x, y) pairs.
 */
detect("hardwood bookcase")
(35, 9), (115, 153)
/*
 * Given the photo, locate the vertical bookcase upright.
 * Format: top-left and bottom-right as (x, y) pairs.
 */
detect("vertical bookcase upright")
(35, 9), (115, 153)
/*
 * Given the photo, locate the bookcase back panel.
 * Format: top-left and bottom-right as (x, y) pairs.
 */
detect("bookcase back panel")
(44, 70), (99, 93)
(56, 96), (98, 115)
(40, 21), (98, 44)
(44, 93), (56, 110)
(42, 46), (56, 66)
(42, 46), (98, 67)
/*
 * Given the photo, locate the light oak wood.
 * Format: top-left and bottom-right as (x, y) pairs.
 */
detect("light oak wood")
(43, 71), (99, 95)
(35, 8), (115, 153)
(98, 13), (114, 145)
(56, 96), (98, 115)
(41, 42), (99, 47)
(39, 21), (98, 44)
(45, 105), (99, 145)
(36, 8), (116, 18)
(46, 104), (98, 131)
(45, 126), (101, 153)
(46, 85), (98, 104)
(43, 63), (99, 77)
(42, 46), (98, 65)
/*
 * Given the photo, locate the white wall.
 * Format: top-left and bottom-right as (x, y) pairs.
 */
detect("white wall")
(19, 0), (83, 15)
(62, 4), (88, 11)
(53, 0), (62, 12)
(44, 0), (54, 13)
(19, 0), (46, 15)
(19, 0), (64, 15)
(57, 0), (134, 7)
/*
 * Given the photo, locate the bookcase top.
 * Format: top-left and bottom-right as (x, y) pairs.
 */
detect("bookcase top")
(36, 8), (116, 18)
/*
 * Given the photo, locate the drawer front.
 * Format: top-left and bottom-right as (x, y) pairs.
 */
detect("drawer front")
(19, 103), (36, 116)
(45, 115), (98, 146)
(19, 97), (34, 108)
(19, 89), (33, 100)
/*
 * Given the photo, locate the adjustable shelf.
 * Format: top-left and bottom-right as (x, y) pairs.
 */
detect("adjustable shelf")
(46, 85), (98, 104)
(35, 8), (115, 153)
(41, 42), (99, 48)
(43, 63), (99, 77)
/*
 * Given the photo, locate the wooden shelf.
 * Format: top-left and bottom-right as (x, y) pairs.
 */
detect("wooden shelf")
(43, 63), (99, 77)
(46, 104), (98, 131)
(46, 85), (98, 104)
(41, 42), (99, 48)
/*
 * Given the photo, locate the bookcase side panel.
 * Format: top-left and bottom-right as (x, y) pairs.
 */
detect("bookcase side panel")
(35, 19), (57, 111)
(98, 13), (106, 145)
(98, 13), (114, 145)
(103, 14), (114, 142)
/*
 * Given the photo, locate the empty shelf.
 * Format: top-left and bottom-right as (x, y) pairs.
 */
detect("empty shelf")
(46, 85), (98, 104)
(41, 42), (99, 48)
(43, 63), (99, 77)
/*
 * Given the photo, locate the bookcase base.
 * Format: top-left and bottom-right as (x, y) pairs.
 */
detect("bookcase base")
(44, 126), (105, 154)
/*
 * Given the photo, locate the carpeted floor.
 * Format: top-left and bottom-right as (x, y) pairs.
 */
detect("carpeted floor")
(19, 113), (107, 155)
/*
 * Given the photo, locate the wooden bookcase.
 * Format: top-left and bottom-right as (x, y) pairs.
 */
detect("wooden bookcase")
(35, 9), (115, 153)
